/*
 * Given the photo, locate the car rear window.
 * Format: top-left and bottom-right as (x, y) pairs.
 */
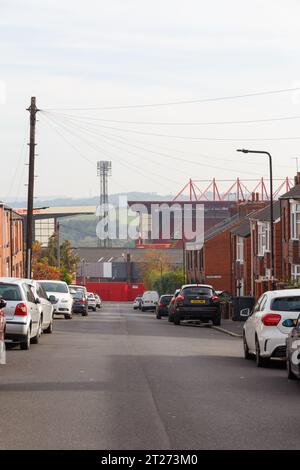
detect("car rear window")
(160, 296), (173, 303)
(183, 287), (213, 296)
(40, 282), (68, 293)
(0, 283), (22, 301)
(271, 296), (300, 312)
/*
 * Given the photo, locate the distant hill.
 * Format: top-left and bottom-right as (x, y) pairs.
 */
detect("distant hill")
(4, 192), (189, 208)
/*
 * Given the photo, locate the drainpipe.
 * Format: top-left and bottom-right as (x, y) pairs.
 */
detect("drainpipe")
(10, 209), (13, 276)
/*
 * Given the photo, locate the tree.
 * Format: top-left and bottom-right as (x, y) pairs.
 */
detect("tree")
(31, 237), (79, 284)
(153, 269), (185, 295)
(140, 250), (170, 289)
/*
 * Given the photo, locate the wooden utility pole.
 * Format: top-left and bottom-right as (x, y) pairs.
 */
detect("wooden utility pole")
(25, 97), (39, 278)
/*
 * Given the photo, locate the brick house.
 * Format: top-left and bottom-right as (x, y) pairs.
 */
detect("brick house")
(0, 203), (24, 277)
(186, 213), (250, 293)
(248, 201), (281, 298)
(231, 221), (251, 296)
(186, 199), (267, 294)
(279, 174), (300, 285)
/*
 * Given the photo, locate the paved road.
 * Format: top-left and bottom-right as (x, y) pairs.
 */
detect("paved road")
(1, 302), (300, 450)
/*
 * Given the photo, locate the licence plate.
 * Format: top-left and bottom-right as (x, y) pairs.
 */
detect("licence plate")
(191, 300), (206, 304)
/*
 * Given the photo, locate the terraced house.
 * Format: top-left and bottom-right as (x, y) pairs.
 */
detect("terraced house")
(0, 203), (24, 277)
(280, 173), (300, 285)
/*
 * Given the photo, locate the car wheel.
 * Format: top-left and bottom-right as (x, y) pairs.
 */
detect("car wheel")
(44, 318), (53, 334)
(31, 318), (42, 344)
(93, 307), (96, 312)
(82, 310), (88, 316)
(243, 332), (252, 360)
(141, 308), (145, 312)
(168, 314), (174, 322)
(174, 312), (181, 325)
(20, 330), (31, 350)
(287, 357), (297, 380)
(212, 313), (221, 326)
(255, 337), (270, 368)
(156, 313), (161, 319)
(65, 314), (72, 319)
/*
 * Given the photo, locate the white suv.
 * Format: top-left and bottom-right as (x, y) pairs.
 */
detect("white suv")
(243, 289), (300, 367)
(39, 281), (73, 319)
(0, 278), (42, 350)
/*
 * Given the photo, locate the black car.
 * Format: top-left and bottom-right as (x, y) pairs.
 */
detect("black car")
(156, 294), (173, 319)
(286, 314), (300, 380)
(173, 284), (221, 326)
(168, 289), (181, 322)
(71, 291), (88, 316)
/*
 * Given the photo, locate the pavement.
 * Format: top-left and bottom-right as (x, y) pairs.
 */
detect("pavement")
(212, 319), (245, 337)
(1, 302), (300, 450)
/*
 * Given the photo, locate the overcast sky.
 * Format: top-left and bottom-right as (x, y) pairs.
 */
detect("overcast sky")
(1, 0), (300, 201)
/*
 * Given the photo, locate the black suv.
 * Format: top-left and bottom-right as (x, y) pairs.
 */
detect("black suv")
(173, 284), (221, 326)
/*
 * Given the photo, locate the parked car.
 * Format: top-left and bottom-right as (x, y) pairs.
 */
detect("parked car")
(25, 279), (55, 334)
(243, 289), (300, 367)
(156, 294), (173, 319)
(69, 284), (87, 296)
(286, 314), (300, 380)
(39, 280), (73, 320)
(71, 290), (88, 316)
(94, 294), (102, 309)
(0, 297), (6, 342)
(0, 279), (42, 349)
(87, 292), (97, 311)
(168, 289), (181, 322)
(141, 291), (159, 312)
(133, 296), (142, 310)
(173, 284), (221, 326)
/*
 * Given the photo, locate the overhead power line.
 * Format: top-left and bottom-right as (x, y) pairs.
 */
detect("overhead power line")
(42, 86), (300, 111)
(43, 110), (300, 127)
(41, 111), (300, 142)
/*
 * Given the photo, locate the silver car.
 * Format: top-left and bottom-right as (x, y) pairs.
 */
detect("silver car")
(0, 278), (42, 350)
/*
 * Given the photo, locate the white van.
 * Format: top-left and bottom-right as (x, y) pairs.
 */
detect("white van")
(141, 291), (159, 312)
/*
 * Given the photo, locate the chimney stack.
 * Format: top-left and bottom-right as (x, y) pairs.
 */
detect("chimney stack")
(294, 172), (300, 185)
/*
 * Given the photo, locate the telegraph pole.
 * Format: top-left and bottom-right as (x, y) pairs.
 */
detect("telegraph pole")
(25, 97), (39, 278)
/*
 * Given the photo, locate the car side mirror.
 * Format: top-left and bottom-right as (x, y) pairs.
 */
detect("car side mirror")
(240, 308), (251, 318)
(35, 298), (41, 304)
(0, 298), (6, 309)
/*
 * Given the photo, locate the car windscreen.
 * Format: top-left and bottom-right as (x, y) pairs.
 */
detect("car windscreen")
(0, 283), (22, 301)
(40, 282), (68, 293)
(183, 287), (213, 296)
(271, 296), (300, 312)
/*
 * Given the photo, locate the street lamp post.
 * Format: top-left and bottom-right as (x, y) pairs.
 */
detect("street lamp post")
(237, 149), (275, 290)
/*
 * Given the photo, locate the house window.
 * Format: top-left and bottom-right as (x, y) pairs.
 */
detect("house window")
(236, 236), (244, 263)
(291, 264), (300, 282)
(291, 204), (300, 240)
(257, 222), (270, 256)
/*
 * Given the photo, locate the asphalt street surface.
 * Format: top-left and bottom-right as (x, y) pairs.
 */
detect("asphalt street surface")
(1, 302), (300, 450)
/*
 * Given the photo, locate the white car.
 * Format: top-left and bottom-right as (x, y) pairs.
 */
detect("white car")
(39, 280), (73, 319)
(87, 292), (97, 311)
(0, 278), (42, 350)
(27, 280), (55, 334)
(243, 289), (300, 367)
(141, 291), (159, 312)
(133, 296), (142, 310)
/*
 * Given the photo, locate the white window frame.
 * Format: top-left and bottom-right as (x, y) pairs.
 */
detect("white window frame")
(291, 203), (300, 240)
(236, 236), (244, 263)
(291, 264), (300, 282)
(257, 222), (270, 256)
